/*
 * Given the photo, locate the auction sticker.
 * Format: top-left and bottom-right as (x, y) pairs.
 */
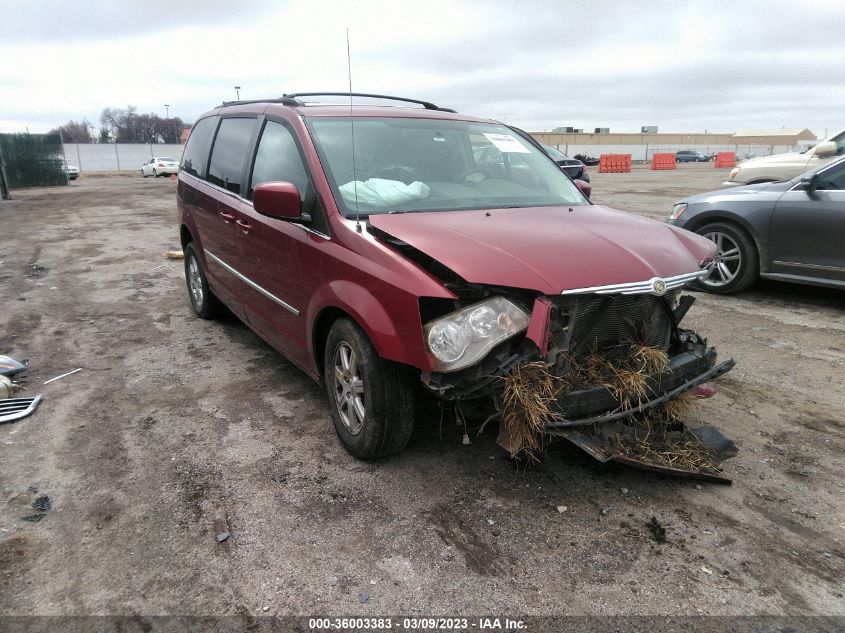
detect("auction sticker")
(483, 133), (531, 153)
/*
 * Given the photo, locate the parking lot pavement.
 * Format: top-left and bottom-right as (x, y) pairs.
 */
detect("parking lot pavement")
(1, 172), (843, 617)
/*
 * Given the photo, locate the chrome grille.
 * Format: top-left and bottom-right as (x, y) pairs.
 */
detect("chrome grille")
(0, 396), (43, 424)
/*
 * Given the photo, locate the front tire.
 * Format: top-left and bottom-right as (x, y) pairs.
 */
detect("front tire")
(153, 169), (159, 178)
(184, 242), (222, 318)
(695, 222), (759, 294)
(324, 318), (414, 459)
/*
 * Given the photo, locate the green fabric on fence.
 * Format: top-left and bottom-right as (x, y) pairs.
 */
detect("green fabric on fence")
(0, 133), (67, 188)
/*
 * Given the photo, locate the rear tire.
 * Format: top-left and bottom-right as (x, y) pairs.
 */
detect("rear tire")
(324, 318), (415, 459)
(695, 222), (759, 294)
(184, 242), (222, 319)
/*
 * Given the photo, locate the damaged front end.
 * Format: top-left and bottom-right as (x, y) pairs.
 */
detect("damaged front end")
(422, 279), (737, 483)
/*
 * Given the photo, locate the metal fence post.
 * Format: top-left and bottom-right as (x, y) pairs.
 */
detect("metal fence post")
(0, 143), (11, 200)
(114, 143), (121, 171)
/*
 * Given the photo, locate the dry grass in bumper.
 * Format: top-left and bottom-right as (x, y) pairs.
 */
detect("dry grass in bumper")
(498, 344), (721, 476)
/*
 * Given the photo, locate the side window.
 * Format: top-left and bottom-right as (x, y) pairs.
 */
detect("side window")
(249, 121), (310, 200)
(181, 116), (219, 179)
(816, 162), (845, 190)
(207, 117), (256, 195)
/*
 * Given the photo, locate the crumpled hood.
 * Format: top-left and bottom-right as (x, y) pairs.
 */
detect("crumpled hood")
(369, 205), (715, 295)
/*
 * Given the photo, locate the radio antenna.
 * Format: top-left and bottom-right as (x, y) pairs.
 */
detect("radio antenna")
(347, 28), (362, 232)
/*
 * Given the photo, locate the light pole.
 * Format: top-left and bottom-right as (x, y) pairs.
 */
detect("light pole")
(234, 86), (241, 100)
(164, 104), (170, 118)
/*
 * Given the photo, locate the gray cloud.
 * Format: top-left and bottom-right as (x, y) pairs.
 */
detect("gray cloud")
(0, 0), (276, 42)
(3, 0), (843, 136)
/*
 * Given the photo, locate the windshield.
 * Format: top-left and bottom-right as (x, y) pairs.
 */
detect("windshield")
(308, 117), (587, 216)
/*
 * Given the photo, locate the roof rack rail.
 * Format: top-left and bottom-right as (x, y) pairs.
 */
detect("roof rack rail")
(283, 92), (456, 112)
(219, 97), (303, 108)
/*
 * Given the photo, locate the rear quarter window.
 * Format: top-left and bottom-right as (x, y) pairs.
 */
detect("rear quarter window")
(180, 116), (219, 179)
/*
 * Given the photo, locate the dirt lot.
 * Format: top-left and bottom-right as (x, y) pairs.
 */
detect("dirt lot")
(1, 164), (843, 619)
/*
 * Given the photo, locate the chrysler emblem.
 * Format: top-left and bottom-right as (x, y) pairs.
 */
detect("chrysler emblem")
(652, 279), (667, 295)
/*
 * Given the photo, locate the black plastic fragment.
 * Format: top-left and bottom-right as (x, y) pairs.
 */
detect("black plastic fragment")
(32, 496), (52, 512)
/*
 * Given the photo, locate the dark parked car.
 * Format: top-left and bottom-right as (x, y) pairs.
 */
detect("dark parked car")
(540, 144), (590, 182)
(177, 92), (730, 471)
(676, 150), (711, 163)
(573, 153), (600, 166)
(668, 156), (845, 293)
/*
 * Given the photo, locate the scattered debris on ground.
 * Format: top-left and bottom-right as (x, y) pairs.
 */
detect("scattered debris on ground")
(647, 516), (667, 543)
(43, 367), (82, 385)
(31, 496), (52, 512)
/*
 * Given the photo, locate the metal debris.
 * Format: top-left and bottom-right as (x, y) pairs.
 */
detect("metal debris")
(43, 368), (82, 385)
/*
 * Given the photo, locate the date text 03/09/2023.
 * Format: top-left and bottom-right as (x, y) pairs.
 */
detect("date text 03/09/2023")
(308, 617), (527, 630)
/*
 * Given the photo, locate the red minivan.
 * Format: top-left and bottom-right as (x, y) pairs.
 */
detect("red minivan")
(178, 93), (733, 467)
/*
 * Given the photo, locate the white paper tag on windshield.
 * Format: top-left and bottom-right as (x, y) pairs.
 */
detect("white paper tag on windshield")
(483, 133), (531, 153)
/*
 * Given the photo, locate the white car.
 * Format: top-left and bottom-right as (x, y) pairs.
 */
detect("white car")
(141, 157), (179, 178)
(724, 128), (845, 186)
(62, 160), (80, 180)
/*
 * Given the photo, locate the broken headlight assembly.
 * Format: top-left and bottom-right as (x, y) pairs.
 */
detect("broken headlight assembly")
(424, 297), (529, 372)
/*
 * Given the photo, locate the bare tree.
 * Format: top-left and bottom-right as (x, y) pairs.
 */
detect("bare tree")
(99, 106), (184, 143)
(50, 119), (93, 143)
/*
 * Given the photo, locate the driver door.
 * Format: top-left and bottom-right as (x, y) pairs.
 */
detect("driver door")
(769, 160), (845, 282)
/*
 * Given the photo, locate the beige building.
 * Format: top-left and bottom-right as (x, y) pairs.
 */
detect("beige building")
(529, 128), (818, 161)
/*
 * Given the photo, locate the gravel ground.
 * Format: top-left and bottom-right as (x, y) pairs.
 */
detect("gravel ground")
(0, 165), (843, 619)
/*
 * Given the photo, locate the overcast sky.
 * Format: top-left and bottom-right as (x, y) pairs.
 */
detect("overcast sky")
(1, 0), (843, 137)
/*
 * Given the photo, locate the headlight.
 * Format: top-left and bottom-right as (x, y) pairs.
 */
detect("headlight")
(668, 203), (687, 221)
(425, 297), (529, 372)
(729, 168), (739, 180)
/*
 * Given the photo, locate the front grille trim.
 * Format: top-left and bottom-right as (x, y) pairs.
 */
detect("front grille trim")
(560, 270), (705, 296)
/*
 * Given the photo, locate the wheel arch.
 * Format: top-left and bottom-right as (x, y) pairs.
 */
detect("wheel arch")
(312, 306), (351, 380)
(307, 281), (431, 381)
(683, 211), (767, 268)
(180, 224), (194, 250)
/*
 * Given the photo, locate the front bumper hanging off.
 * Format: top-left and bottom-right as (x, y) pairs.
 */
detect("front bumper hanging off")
(547, 349), (735, 428)
(541, 349), (738, 483)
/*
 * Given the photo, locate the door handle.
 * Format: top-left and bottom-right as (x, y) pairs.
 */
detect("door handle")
(219, 211), (236, 223)
(235, 219), (252, 234)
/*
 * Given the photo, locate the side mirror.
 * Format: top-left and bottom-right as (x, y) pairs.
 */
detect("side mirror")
(812, 141), (837, 157)
(574, 178), (592, 200)
(253, 182), (306, 221)
(800, 173), (819, 196)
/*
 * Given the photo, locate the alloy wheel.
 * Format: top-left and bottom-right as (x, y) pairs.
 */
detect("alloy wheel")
(332, 342), (365, 435)
(701, 230), (742, 288)
(188, 254), (204, 307)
